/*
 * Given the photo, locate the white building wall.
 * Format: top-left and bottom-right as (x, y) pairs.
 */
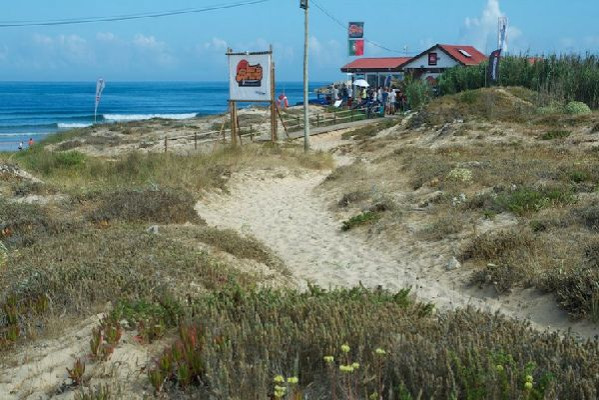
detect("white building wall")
(402, 47), (460, 70)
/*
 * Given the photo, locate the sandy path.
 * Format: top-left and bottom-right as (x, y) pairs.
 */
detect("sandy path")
(196, 162), (599, 339)
(196, 169), (502, 312)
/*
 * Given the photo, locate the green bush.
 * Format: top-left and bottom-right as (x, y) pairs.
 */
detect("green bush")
(540, 130), (571, 140)
(405, 79), (432, 110)
(341, 211), (381, 231)
(565, 101), (592, 115)
(495, 186), (575, 215)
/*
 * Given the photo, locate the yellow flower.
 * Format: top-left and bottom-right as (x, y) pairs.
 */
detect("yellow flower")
(287, 376), (299, 384)
(339, 364), (354, 373)
(323, 355), (335, 363)
(496, 365), (504, 373)
(525, 375), (534, 383)
(351, 362), (360, 370)
(375, 348), (386, 355)
(524, 381), (533, 390)
(274, 385), (287, 392)
(274, 375), (285, 383)
(341, 344), (350, 353)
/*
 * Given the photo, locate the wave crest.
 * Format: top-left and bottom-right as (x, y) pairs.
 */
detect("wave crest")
(103, 113), (197, 122)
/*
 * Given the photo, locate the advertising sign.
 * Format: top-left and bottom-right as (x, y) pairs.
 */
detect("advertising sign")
(498, 17), (508, 52)
(228, 53), (271, 102)
(487, 49), (502, 84)
(349, 40), (364, 56)
(348, 22), (364, 39)
(428, 52), (438, 66)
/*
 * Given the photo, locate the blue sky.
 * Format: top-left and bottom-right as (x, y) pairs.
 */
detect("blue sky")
(0, 0), (598, 81)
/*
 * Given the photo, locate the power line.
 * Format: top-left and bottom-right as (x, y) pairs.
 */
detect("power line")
(310, 0), (408, 55)
(0, 0), (270, 28)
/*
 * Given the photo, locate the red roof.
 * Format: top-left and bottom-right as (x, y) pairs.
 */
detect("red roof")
(341, 57), (412, 72)
(437, 44), (487, 65)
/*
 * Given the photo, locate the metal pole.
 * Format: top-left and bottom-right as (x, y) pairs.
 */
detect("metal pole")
(303, 0), (310, 151)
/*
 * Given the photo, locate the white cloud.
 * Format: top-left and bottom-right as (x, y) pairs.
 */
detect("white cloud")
(96, 32), (117, 42)
(460, 0), (522, 53)
(309, 36), (343, 67)
(30, 33), (94, 65)
(131, 34), (176, 66)
(203, 37), (228, 52)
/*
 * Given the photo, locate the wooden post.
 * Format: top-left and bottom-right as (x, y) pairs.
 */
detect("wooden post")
(230, 101), (238, 146)
(250, 125), (254, 142)
(270, 50), (278, 143)
(275, 107), (289, 138)
(236, 111), (242, 146)
(194, 132), (197, 150)
(316, 114), (320, 127)
(350, 109), (354, 122)
(333, 109), (337, 124)
(296, 115), (300, 128)
(164, 137), (168, 153)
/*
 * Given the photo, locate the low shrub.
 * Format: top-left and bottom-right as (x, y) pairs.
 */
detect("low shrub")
(495, 186), (575, 216)
(565, 101), (591, 115)
(0, 226), (255, 344)
(540, 130), (571, 140)
(341, 211), (381, 231)
(337, 191), (370, 208)
(542, 264), (599, 321)
(89, 187), (202, 224)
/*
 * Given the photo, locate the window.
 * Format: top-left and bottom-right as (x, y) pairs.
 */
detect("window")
(428, 52), (438, 66)
(458, 49), (472, 58)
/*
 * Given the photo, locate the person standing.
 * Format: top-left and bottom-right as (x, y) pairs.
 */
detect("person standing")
(18, 141), (23, 151)
(381, 88), (389, 115)
(388, 89), (397, 115)
(28, 137), (34, 148)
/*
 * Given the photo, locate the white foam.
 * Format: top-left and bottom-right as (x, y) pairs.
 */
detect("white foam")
(57, 123), (93, 129)
(103, 113), (197, 122)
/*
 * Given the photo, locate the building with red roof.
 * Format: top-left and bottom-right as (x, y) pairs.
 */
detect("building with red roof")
(340, 44), (486, 86)
(401, 44), (487, 81)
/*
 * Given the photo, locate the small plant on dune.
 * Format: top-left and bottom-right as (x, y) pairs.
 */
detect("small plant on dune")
(540, 130), (571, 140)
(272, 374), (301, 399)
(341, 211), (381, 231)
(66, 358), (86, 386)
(74, 383), (119, 400)
(147, 324), (206, 392)
(89, 317), (122, 361)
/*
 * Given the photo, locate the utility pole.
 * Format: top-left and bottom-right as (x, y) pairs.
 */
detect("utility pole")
(301, 0), (310, 151)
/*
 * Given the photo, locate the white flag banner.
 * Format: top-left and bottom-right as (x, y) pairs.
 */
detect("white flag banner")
(498, 17), (508, 52)
(95, 78), (106, 122)
(228, 53), (271, 102)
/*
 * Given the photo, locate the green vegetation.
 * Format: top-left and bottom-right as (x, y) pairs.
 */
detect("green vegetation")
(143, 285), (599, 398)
(540, 130), (571, 140)
(341, 211), (382, 231)
(438, 54), (599, 109)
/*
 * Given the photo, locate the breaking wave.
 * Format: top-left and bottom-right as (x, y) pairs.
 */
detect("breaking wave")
(103, 113), (197, 122)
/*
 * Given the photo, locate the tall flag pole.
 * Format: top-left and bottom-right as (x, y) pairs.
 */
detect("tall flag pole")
(300, 0), (310, 151)
(94, 78), (106, 124)
(488, 17), (508, 85)
(498, 17), (508, 52)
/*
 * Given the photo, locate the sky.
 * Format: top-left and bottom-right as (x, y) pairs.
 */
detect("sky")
(0, 0), (598, 82)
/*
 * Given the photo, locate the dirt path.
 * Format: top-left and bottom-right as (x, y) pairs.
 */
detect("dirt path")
(195, 134), (599, 339)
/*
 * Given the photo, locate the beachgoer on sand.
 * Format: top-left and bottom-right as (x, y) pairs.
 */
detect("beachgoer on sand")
(18, 141), (23, 151)
(28, 137), (34, 147)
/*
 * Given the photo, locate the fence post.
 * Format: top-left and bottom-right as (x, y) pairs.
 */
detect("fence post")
(194, 132), (197, 150)
(316, 114), (320, 127)
(164, 137), (168, 153)
(333, 109), (337, 124)
(250, 124), (254, 142)
(296, 115), (300, 129)
(350, 109), (354, 122)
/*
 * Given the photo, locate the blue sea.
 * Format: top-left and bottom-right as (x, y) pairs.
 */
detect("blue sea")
(0, 81), (324, 151)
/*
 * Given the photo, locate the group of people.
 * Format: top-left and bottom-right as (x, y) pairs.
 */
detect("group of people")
(18, 137), (34, 151)
(330, 84), (408, 115)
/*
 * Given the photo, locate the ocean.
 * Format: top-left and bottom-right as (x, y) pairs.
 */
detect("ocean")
(0, 81), (325, 151)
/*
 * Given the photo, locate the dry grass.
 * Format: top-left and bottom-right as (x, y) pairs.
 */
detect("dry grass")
(3, 143), (333, 195)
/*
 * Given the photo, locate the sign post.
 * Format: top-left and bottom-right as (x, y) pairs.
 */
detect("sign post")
(301, 0), (310, 151)
(226, 48), (275, 144)
(94, 78), (106, 124)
